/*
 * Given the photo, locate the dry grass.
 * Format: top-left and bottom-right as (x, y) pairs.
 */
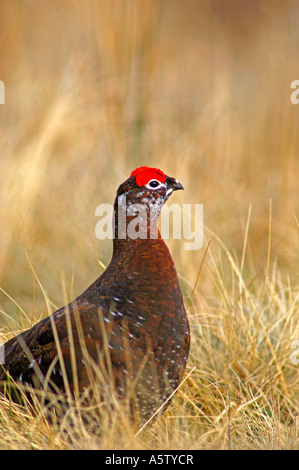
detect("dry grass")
(0, 0), (298, 450)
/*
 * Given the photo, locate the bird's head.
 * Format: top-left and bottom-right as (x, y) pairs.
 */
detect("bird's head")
(117, 166), (183, 204)
(114, 166), (184, 240)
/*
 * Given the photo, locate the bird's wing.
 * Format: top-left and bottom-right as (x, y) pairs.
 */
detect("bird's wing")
(0, 294), (113, 393)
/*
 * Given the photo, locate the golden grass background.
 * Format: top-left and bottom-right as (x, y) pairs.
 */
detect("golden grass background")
(0, 0), (298, 449)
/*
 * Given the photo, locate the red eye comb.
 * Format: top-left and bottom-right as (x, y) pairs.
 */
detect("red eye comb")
(130, 166), (166, 187)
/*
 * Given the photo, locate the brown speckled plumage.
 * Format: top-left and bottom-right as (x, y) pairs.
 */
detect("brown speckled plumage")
(0, 167), (190, 424)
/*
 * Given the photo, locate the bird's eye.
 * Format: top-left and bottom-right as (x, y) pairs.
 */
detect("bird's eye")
(147, 179), (161, 189)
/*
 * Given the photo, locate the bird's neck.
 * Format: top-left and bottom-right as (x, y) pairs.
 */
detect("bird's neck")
(113, 197), (161, 246)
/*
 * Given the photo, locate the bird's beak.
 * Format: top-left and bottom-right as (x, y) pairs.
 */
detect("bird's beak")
(167, 177), (184, 191)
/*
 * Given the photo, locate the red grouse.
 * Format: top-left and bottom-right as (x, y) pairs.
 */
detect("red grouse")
(0, 167), (190, 425)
